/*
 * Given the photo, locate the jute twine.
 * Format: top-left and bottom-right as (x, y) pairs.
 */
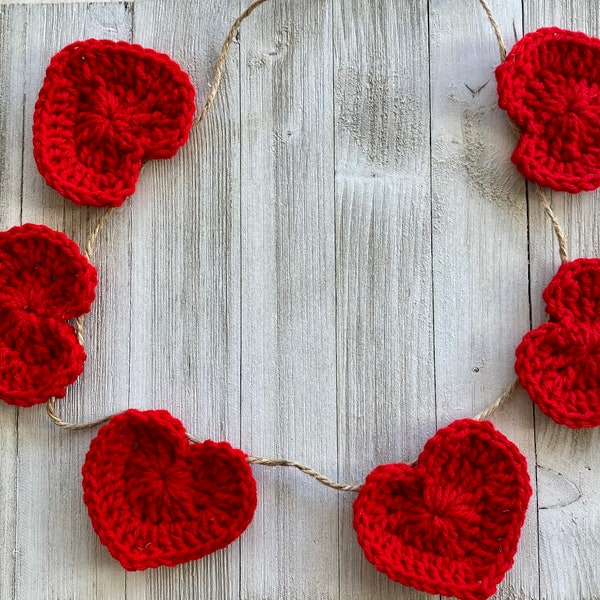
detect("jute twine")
(45, 0), (572, 492)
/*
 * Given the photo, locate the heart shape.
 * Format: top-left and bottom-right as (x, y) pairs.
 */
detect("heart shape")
(82, 409), (257, 571)
(33, 39), (196, 207)
(353, 419), (531, 600)
(516, 258), (600, 428)
(496, 27), (600, 193)
(0, 224), (97, 406)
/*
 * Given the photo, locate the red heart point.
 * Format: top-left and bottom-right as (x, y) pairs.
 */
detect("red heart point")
(353, 419), (531, 600)
(82, 409), (257, 571)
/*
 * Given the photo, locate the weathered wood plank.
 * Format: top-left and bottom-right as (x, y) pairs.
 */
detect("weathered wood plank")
(334, 1), (435, 598)
(429, 1), (541, 598)
(16, 4), (132, 599)
(0, 6), (26, 600)
(524, 2), (600, 599)
(126, 1), (243, 598)
(3, 1), (600, 599)
(239, 0), (339, 597)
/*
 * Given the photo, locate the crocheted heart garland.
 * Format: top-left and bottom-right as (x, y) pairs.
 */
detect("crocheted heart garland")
(516, 258), (600, 428)
(0, 224), (96, 406)
(496, 27), (600, 194)
(353, 419), (532, 600)
(33, 39), (196, 207)
(12, 2), (600, 597)
(82, 409), (257, 570)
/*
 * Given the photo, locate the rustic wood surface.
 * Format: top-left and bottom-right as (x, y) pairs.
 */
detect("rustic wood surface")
(0, 0), (598, 598)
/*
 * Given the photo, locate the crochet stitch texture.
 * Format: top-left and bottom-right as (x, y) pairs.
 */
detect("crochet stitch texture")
(82, 409), (257, 571)
(516, 258), (600, 428)
(496, 27), (600, 193)
(33, 39), (196, 207)
(352, 419), (532, 600)
(0, 223), (97, 406)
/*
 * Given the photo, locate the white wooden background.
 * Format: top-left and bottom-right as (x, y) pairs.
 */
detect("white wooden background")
(0, 0), (599, 598)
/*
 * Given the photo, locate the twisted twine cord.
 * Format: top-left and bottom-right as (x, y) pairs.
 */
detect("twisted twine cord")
(49, 206), (116, 423)
(192, 0), (271, 128)
(474, 378), (520, 422)
(46, 374), (522, 493)
(46, 397), (112, 430)
(244, 456), (363, 492)
(46, 398), (363, 492)
(535, 184), (570, 264)
(477, 0), (507, 62)
(187, 431), (363, 492)
(74, 207), (114, 345)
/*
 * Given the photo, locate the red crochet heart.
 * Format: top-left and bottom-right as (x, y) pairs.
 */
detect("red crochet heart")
(0, 224), (97, 406)
(516, 258), (600, 428)
(353, 419), (531, 600)
(82, 409), (257, 571)
(496, 28), (600, 193)
(33, 39), (196, 207)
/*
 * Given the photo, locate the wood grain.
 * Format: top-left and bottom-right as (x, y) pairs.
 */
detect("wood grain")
(429, 2), (541, 599)
(334, 1), (435, 598)
(16, 6), (131, 600)
(0, 0), (598, 598)
(0, 6), (25, 600)
(239, 1), (339, 596)
(127, 1), (244, 599)
(524, 3), (600, 600)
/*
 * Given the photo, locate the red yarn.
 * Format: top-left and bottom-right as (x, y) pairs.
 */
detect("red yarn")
(82, 409), (257, 571)
(353, 419), (531, 600)
(33, 39), (196, 207)
(0, 224), (97, 407)
(516, 258), (600, 428)
(496, 27), (600, 193)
